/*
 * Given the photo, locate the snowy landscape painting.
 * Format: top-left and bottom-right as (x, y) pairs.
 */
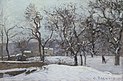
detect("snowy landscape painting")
(0, 0), (123, 81)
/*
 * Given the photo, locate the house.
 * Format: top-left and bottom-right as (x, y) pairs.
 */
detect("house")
(27, 42), (54, 56)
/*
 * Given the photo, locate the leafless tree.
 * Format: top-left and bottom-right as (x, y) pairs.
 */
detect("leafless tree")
(25, 3), (54, 62)
(25, 3), (43, 61)
(4, 25), (18, 60)
(0, 8), (18, 60)
(45, 4), (86, 66)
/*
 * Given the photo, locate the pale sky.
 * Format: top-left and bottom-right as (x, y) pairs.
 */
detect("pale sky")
(0, 0), (90, 41)
(1, 0), (90, 21)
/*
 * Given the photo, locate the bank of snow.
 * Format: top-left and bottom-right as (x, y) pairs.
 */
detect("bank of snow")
(0, 64), (122, 81)
(27, 56), (123, 74)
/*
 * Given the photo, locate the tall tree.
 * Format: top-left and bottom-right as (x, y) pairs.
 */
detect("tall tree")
(25, 3), (43, 61)
(25, 3), (54, 62)
(4, 25), (18, 60)
(0, 8), (18, 60)
(46, 4), (85, 65)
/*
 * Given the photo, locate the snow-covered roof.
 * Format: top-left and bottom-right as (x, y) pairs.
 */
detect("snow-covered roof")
(44, 48), (53, 50)
(24, 51), (32, 53)
(16, 53), (26, 57)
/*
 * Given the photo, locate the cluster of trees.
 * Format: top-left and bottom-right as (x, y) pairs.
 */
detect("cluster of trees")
(88, 0), (123, 65)
(0, 0), (122, 66)
(44, 0), (123, 66)
(0, 9), (20, 60)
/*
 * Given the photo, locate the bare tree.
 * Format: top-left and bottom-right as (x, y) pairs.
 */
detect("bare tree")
(0, 8), (18, 60)
(25, 4), (43, 61)
(25, 3), (54, 62)
(45, 4), (85, 66)
(4, 25), (18, 60)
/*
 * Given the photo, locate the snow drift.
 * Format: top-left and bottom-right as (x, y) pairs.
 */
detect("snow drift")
(0, 64), (122, 81)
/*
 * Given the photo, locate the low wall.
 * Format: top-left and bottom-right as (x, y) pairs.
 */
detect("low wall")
(0, 61), (44, 70)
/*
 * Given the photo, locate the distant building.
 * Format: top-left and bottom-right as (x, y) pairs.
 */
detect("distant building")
(44, 48), (53, 56)
(27, 42), (54, 56)
(0, 42), (54, 58)
(23, 51), (32, 57)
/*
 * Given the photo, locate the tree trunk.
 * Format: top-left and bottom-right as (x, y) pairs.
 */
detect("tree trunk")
(38, 39), (42, 61)
(91, 31), (96, 57)
(74, 54), (78, 66)
(102, 55), (106, 63)
(115, 54), (120, 65)
(66, 51), (68, 56)
(80, 54), (83, 66)
(92, 41), (96, 57)
(0, 46), (3, 61)
(6, 37), (10, 60)
(90, 53), (93, 58)
(39, 43), (42, 61)
(42, 46), (45, 62)
(1, 31), (3, 60)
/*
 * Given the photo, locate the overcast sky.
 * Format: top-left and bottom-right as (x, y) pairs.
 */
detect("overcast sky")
(1, 0), (90, 20)
(0, 0), (91, 40)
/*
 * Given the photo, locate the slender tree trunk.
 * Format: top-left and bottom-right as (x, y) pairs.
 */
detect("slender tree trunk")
(1, 30), (3, 61)
(38, 39), (42, 61)
(74, 54), (78, 66)
(115, 23), (123, 65)
(6, 37), (10, 60)
(102, 55), (106, 64)
(90, 52), (93, 57)
(80, 54), (83, 66)
(42, 46), (45, 62)
(92, 41), (96, 57)
(66, 51), (68, 56)
(90, 28), (96, 57)
(1, 45), (3, 60)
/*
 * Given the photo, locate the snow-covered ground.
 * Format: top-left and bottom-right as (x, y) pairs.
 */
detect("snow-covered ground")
(0, 56), (122, 81)
(0, 64), (122, 81)
(28, 56), (123, 74)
